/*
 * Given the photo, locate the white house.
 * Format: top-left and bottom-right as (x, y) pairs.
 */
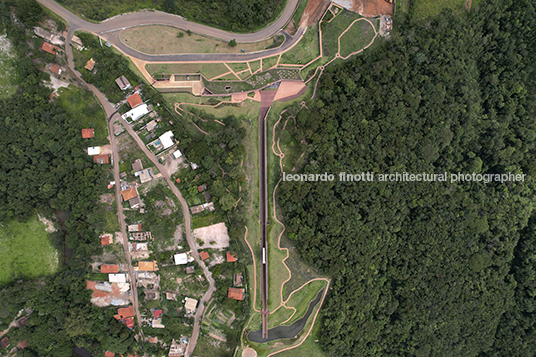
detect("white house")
(87, 146), (101, 156)
(159, 131), (174, 149)
(172, 149), (182, 159)
(174, 253), (188, 265)
(122, 103), (150, 121)
(109, 273), (127, 283)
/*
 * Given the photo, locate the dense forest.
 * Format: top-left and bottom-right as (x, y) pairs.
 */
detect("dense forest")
(56, 0), (285, 32)
(278, 0), (536, 356)
(0, 2), (141, 356)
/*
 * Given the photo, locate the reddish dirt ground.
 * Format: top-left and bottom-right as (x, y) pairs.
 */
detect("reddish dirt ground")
(333, 0), (393, 17)
(300, 0), (331, 27)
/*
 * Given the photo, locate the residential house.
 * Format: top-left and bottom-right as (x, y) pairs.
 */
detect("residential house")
(127, 93), (143, 108)
(85, 58), (95, 71)
(172, 149), (182, 159)
(100, 233), (113, 245)
(0, 337), (9, 349)
(113, 122), (124, 135)
(81, 128), (94, 138)
(185, 266), (195, 274)
(190, 204), (204, 214)
(104, 352), (115, 357)
(49, 63), (62, 75)
(115, 75), (131, 90)
(234, 273), (243, 287)
(115, 306), (135, 319)
(199, 251), (209, 261)
(109, 273), (127, 283)
(132, 159), (143, 172)
(135, 261), (158, 272)
(100, 264), (119, 274)
(128, 223), (142, 232)
(17, 340), (28, 350)
(145, 119), (158, 132)
(135, 168), (153, 184)
(120, 187), (138, 201)
(93, 154), (109, 164)
(228, 287), (245, 301)
(122, 104), (150, 122)
(184, 297), (198, 314)
(87, 146), (101, 155)
(203, 191), (212, 203)
(130, 231), (152, 241)
(125, 317), (134, 329)
(226, 252), (237, 262)
(166, 292), (177, 300)
(159, 131), (175, 149)
(174, 253), (188, 265)
(40, 42), (58, 55)
(154, 309), (163, 318)
(129, 196), (143, 209)
(197, 184), (207, 193)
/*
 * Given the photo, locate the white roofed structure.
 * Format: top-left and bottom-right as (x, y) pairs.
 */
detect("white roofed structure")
(173, 149), (182, 159)
(159, 131), (174, 149)
(174, 253), (188, 265)
(87, 146), (101, 155)
(122, 104), (150, 121)
(109, 273), (127, 283)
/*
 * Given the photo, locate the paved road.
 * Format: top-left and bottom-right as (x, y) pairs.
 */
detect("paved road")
(37, 0), (303, 62)
(117, 118), (215, 357)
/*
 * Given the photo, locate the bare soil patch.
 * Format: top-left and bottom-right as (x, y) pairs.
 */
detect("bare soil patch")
(37, 214), (57, 233)
(300, 0), (331, 27)
(193, 223), (230, 249)
(332, 0), (393, 17)
(99, 193), (115, 204)
(284, 19), (297, 36)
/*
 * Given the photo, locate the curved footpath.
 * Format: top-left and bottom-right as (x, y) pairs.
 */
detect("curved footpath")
(37, 0), (303, 62)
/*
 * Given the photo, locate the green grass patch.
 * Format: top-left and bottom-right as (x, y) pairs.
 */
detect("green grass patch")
(226, 62), (249, 73)
(56, 85), (108, 145)
(410, 0), (466, 20)
(275, 315), (328, 357)
(339, 19), (376, 58)
(292, 0), (308, 26)
(204, 80), (254, 95)
(146, 63), (229, 80)
(280, 23), (320, 65)
(214, 72), (240, 81)
(322, 9), (362, 58)
(262, 55), (279, 71)
(237, 70), (252, 80)
(0, 216), (60, 285)
(249, 60), (261, 73)
(191, 212), (226, 230)
(0, 34), (18, 99)
(323, 10), (334, 23)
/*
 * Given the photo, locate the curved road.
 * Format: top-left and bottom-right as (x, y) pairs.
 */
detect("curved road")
(37, 0), (303, 62)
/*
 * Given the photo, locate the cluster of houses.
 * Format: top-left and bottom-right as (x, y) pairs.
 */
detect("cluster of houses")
(190, 183), (215, 214)
(226, 252), (245, 301)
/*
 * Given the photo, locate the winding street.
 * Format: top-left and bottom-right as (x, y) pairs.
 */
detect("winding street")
(37, 0), (303, 62)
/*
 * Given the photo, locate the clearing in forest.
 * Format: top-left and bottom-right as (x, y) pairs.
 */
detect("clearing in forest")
(0, 216), (59, 285)
(0, 33), (17, 99)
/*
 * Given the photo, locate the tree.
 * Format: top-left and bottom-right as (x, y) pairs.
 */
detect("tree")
(228, 39), (237, 47)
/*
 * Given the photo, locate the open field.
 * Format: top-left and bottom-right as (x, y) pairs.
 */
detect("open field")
(237, 70), (253, 80)
(0, 34), (17, 99)
(322, 9), (362, 58)
(226, 62), (249, 73)
(280, 23), (320, 65)
(57, 85), (108, 144)
(339, 19), (376, 58)
(120, 25), (279, 55)
(0, 216), (60, 285)
(215, 72), (240, 81)
(250, 60), (261, 73)
(411, 0), (466, 19)
(262, 55), (279, 71)
(146, 62), (228, 80)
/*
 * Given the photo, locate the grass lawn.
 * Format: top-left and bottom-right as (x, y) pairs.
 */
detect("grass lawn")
(293, 0), (309, 25)
(262, 55), (279, 71)
(339, 19), (376, 58)
(214, 72), (240, 81)
(237, 70), (252, 80)
(72, 47), (96, 73)
(226, 62), (249, 73)
(411, 0), (466, 19)
(275, 316), (328, 357)
(0, 34), (17, 99)
(56, 85), (108, 144)
(249, 60), (261, 73)
(284, 280), (326, 325)
(280, 23), (320, 65)
(0, 216), (60, 285)
(146, 62), (228, 80)
(120, 25), (279, 55)
(322, 9), (362, 58)
(191, 212), (226, 230)
(204, 80), (254, 95)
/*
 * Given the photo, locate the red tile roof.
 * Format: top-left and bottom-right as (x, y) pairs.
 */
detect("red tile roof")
(93, 154), (110, 164)
(121, 187), (138, 201)
(50, 64), (61, 74)
(101, 236), (111, 245)
(82, 128), (94, 138)
(104, 352), (115, 357)
(154, 309), (162, 318)
(228, 287), (245, 300)
(40, 42), (58, 55)
(117, 306), (135, 319)
(125, 317), (134, 329)
(127, 93), (143, 108)
(100, 264), (119, 273)
(226, 252), (237, 262)
(0, 337), (9, 349)
(17, 340), (28, 349)
(85, 58), (95, 71)
(199, 251), (209, 260)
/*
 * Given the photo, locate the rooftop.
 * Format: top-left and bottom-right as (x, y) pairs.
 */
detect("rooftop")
(115, 75), (131, 90)
(93, 154), (109, 164)
(50, 63), (62, 74)
(40, 42), (58, 55)
(226, 252), (237, 262)
(85, 58), (95, 71)
(127, 93), (143, 108)
(137, 261), (158, 271)
(154, 309), (162, 318)
(199, 251), (209, 260)
(81, 128), (94, 138)
(121, 187), (138, 201)
(100, 264), (119, 273)
(228, 287), (245, 301)
(116, 306), (135, 319)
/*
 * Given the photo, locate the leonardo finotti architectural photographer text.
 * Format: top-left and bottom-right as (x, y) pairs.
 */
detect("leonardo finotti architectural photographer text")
(282, 172), (527, 184)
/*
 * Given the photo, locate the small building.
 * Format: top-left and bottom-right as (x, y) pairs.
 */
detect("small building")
(122, 103), (150, 122)
(104, 352), (115, 357)
(93, 154), (109, 164)
(132, 159), (143, 172)
(125, 317), (134, 329)
(174, 253), (188, 265)
(172, 149), (182, 159)
(203, 191), (212, 203)
(121, 187), (138, 201)
(146, 291), (159, 300)
(115, 75), (131, 90)
(190, 204), (205, 214)
(115, 306), (135, 319)
(82, 128), (94, 138)
(185, 266), (195, 274)
(166, 292), (177, 300)
(100, 264), (119, 274)
(197, 184), (207, 193)
(127, 93), (143, 108)
(136, 261), (158, 271)
(50, 63), (62, 75)
(113, 122), (124, 136)
(130, 231), (152, 241)
(228, 287), (245, 301)
(159, 131), (175, 150)
(154, 309), (163, 318)
(131, 242), (148, 251)
(85, 58), (95, 71)
(199, 251), (209, 261)
(191, 163), (199, 170)
(0, 337), (9, 349)
(135, 168), (153, 184)
(109, 273), (127, 283)
(184, 297), (198, 314)
(151, 318), (165, 328)
(87, 146), (101, 155)
(226, 252), (237, 263)
(100, 233), (113, 245)
(128, 223), (142, 232)
(17, 340), (28, 350)
(129, 197), (143, 209)
(234, 273), (243, 287)
(40, 42), (58, 55)
(145, 119), (158, 132)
